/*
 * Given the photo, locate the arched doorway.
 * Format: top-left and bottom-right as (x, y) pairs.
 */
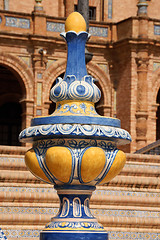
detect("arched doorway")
(0, 65), (25, 146)
(0, 102), (22, 146)
(156, 89), (160, 140)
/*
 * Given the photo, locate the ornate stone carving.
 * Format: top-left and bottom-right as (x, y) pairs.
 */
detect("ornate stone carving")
(136, 57), (149, 71)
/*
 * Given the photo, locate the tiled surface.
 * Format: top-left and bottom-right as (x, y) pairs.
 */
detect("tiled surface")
(5, 16), (30, 29)
(0, 187), (54, 193)
(0, 156), (24, 163)
(108, 0), (113, 19)
(108, 232), (160, 240)
(153, 62), (160, 71)
(154, 25), (160, 35)
(46, 22), (65, 32)
(93, 189), (160, 198)
(0, 206), (159, 218)
(0, 206), (58, 215)
(46, 21), (108, 37)
(0, 186), (160, 198)
(4, 230), (39, 239)
(89, 26), (108, 37)
(3, 229), (160, 239)
(0, 228), (7, 240)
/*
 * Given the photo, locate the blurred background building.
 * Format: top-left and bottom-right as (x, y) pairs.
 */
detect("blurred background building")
(0, 1), (160, 240)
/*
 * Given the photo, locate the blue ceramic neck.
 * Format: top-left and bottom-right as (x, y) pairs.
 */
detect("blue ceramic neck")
(54, 185), (96, 219)
(61, 31), (88, 81)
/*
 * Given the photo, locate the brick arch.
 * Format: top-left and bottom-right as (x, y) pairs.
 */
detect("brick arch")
(87, 62), (111, 105)
(152, 67), (160, 102)
(43, 59), (66, 103)
(0, 51), (34, 99)
(152, 67), (160, 141)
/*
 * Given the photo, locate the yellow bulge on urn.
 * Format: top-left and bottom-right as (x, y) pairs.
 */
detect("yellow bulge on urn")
(25, 149), (51, 183)
(81, 147), (106, 183)
(45, 147), (72, 183)
(100, 150), (126, 184)
(65, 12), (86, 33)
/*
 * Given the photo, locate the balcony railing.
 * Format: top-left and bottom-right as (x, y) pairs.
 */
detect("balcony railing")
(0, 10), (160, 43)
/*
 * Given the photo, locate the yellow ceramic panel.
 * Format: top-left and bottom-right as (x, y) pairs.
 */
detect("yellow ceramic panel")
(25, 149), (51, 183)
(81, 147), (106, 183)
(65, 12), (86, 33)
(100, 150), (126, 184)
(45, 147), (72, 183)
(53, 100), (97, 116)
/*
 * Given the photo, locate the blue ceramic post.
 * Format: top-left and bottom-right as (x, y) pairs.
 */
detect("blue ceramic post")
(19, 12), (131, 240)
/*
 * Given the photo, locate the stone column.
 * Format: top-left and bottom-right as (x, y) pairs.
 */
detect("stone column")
(65, 0), (74, 17)
(135, 56), (149, 150)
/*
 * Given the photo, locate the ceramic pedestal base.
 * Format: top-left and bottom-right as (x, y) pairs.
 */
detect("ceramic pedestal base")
(40, 185), (108, 240)
(40, 231), (108, 240)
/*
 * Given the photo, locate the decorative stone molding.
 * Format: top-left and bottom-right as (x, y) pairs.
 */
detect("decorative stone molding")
(136, 57), (149, 71)
(34, 0), (43, 11)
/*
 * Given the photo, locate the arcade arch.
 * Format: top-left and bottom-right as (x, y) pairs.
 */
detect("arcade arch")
(156, 89), (160, 140)
(0, 53), (34, 146)
(0, 65), (24, 145)
(151, 67), (160, 141)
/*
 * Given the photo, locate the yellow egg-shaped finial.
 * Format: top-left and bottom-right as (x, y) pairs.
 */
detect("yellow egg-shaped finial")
(65, 12), (86, 33)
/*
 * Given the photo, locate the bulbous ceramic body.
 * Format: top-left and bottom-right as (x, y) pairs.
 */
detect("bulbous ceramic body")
(25, 138), (126, 186)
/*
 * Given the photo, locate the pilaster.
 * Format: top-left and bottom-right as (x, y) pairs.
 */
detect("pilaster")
(135, 56), (149, 150)
(32, 0), (46, 36)
(32, 48), (48, 117)
(65, 0), (74, 18)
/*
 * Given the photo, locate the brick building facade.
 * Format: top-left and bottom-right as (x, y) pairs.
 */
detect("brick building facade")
(0, 1), (160, 240)
(1, 0), (160, 152)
